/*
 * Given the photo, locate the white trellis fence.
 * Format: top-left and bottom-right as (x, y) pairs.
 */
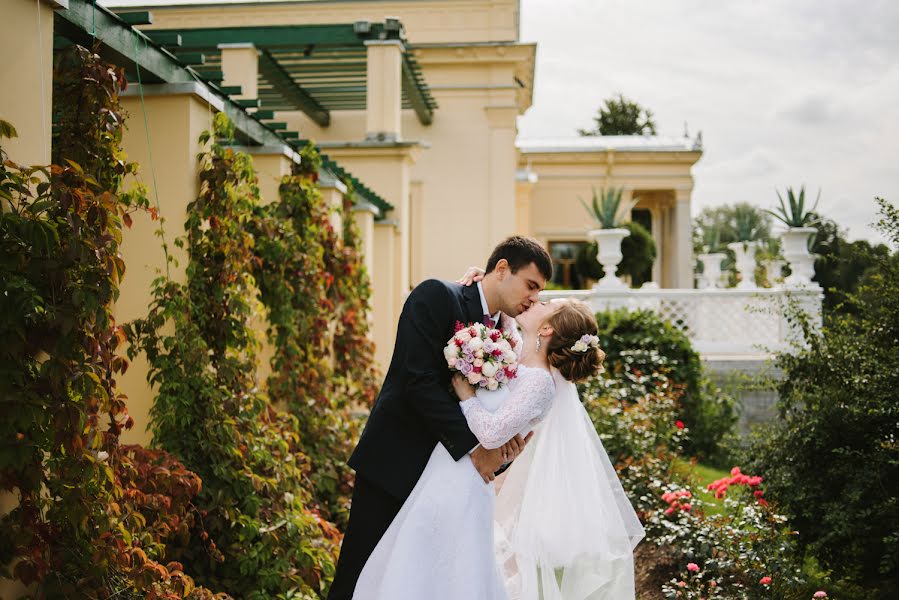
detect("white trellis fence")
(540, 285), (823, 359)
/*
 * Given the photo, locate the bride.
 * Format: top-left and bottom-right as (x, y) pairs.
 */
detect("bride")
(352, 296), (645, 600)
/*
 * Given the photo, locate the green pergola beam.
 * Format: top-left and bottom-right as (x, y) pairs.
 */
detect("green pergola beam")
(55, 1), (193, 85)
(401, 55), (434, 125)
(54, 0), (299, 153)
(149, 32), (182, 48)
(146, 21), (435, 124)
(148, 23), (399, 52)
(178, 52), (206, 65)
(115, 11), (153, 26)
(257, 49), (330, 127)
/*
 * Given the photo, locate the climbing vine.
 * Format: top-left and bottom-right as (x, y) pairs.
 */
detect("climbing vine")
(250, 143), (379, 529)
(127, 114), (340, 598)
(0, 45), (219, 598)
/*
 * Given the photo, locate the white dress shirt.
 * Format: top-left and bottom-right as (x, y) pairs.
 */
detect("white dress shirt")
(476, 281), (501, 326)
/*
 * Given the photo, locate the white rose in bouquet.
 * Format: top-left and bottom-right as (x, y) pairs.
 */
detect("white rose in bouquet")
(444, 345), (459, 363)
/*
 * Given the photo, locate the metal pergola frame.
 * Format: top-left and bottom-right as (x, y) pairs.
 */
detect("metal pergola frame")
(50, 0), (394, 218)
(141, 22), (437, 127)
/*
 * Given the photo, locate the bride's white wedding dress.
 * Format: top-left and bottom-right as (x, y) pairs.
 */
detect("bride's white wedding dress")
(352, 364), (555, 600)
(352, 365), (645, 600)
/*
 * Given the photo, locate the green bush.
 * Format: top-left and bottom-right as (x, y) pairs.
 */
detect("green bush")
(594, 309), (737, 461)
(744, 198), (899, 599)
(581, 360), (809, 599)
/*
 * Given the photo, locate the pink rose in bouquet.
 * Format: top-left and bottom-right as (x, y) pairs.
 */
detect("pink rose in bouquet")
(443, 321), (518, 391)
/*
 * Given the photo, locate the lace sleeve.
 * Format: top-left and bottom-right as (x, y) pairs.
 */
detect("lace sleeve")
(459, 369), (555, 449)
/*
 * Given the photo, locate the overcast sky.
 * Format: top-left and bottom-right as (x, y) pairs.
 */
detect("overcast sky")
(518, 0), (898, 245)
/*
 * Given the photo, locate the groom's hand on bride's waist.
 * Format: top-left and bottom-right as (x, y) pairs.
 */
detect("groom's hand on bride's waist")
(469, 433), (533, 483)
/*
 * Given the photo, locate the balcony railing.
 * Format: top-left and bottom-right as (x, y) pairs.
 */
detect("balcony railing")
(540, 285), (823, 360)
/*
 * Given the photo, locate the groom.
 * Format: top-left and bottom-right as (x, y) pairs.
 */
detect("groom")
(328, 236), (553, 600)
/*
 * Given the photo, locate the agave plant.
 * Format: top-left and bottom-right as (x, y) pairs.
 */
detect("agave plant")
(580, 186), (638, 229)
(766, 185), (821, 228)
(732, 203), (766, 242)
(699, 225), (723, 254)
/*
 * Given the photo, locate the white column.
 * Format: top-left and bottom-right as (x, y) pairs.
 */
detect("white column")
(650, 204), (663, 285)
(219, 43), (258, 100)
(353, 201), (378, 278)
(318, 171), (348, 237)
(372, 220), (398, 371)
(365, 40), (403, 141)
(674, 189), (694, 288)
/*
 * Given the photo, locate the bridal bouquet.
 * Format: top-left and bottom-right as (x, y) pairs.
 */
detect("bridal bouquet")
(444, 321), (518, 391)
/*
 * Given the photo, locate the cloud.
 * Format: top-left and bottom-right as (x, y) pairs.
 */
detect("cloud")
(519, 0), (899, 244)
(778, 94), (843, 126)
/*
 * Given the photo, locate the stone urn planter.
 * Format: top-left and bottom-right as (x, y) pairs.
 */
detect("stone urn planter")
(698, 253), (727, 289)
(727, 241), (759, 289)
(589, 228), (630, 288)
(781, 226), (819, 288)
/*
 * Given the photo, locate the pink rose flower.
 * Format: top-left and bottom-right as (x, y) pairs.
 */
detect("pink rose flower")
(759, 576), (772, 585)
(687, 563), (699, 572)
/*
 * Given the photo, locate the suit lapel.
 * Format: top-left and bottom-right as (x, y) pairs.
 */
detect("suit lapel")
(461, 282), (484, 325)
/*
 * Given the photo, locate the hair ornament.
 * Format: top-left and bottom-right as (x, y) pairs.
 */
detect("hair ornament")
(570, 334), (601, 353)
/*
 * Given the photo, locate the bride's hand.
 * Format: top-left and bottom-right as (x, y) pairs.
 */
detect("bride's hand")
(452, 373), (475, 401)
(456, 266), (485, 286)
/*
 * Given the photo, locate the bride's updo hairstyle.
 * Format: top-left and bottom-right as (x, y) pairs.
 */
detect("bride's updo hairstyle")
(544, 300), (606, 383)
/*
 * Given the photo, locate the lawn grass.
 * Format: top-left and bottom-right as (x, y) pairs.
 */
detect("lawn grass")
(673, 458), (729, 515)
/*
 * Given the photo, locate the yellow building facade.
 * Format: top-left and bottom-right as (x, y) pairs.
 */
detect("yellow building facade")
(118, 0), (700, 350)
(2, 0), (703, 446)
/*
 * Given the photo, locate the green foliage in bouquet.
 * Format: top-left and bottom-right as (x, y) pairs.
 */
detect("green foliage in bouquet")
(0, 45), (220, 598)
(127, 113), (340, 598)
(744, 198), (899, 599)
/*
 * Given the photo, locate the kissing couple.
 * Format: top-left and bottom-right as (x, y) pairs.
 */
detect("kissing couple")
(328, 236), (645, 600)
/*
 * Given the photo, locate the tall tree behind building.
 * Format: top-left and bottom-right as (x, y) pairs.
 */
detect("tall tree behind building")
(578, 93), (658, 136)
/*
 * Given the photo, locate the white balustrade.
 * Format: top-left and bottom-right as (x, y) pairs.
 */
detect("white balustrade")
(540, 286), (822, 360)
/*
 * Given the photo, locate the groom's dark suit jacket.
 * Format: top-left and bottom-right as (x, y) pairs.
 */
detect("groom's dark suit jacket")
(349, 279), (488, 501)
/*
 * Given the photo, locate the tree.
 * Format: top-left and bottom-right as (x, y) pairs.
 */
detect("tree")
(578, 93), (657, 136)
(808, 213), (893, 314)
(744, 198), (899, 599)
(692, 203), (774, 255)
(692, 203), (774, 286)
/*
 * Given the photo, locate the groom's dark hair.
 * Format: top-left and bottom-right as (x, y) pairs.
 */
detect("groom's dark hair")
(485, 236), (553, 281)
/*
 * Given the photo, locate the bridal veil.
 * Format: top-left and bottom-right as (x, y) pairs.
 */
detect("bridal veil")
(494, 369), (645, 600)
